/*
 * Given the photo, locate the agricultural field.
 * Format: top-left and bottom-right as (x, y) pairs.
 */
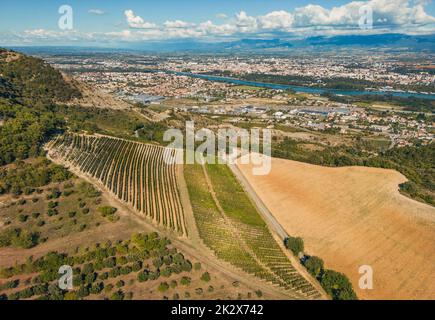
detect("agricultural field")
(184, 162), (323, 300)
(46, 134), (187, 236)
(236, 155), (435, 300)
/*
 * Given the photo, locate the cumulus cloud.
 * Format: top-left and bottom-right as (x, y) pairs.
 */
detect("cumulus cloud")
(88, 9), (106, 15)
(293, 0), (435, 28)
(258, 10), (294, 30)
(124, 9), (157, 29)
(164, 20), (195, 29)
(2, 1), (434, 45)
(235, 11), (258, 32)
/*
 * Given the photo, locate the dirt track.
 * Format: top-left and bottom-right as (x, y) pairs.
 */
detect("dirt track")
(237, 155), (435, 300)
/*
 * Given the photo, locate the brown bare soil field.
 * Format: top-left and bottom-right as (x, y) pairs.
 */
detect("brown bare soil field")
(236, 155), (435, 300)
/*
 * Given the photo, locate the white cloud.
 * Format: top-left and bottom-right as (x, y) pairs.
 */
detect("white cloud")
(293, 0), (435, 28)
(258, 10), (294, 30)
(198, 21), (237, 36)
(164, 20), (195, 29)
(88, 9), (106, 15)
(235, 11), (258, 33)
(124, 9), (157, 29)
(2, 1), (434, 45)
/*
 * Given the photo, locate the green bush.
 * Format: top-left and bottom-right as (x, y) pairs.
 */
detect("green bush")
(180, 277), (191, 286)
(284, 236), (304, 256)
(0, 228), (40, 249)
(303, 256), (324, 278)
(110, 290), (124, 300)
(200, 272), (211, 282)
(158, 282), (170, 293)
(320, 270), (357, 300)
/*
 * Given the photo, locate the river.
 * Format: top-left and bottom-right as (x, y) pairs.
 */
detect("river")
(170, 71), (435, 100)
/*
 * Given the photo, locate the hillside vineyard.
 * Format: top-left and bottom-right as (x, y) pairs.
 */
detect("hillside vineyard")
(47, 134), (187, 236)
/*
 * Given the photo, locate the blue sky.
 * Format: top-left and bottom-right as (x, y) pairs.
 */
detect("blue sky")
(0, 0), (434, 45)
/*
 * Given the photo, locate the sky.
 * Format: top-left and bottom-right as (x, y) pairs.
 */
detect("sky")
(0, 0), (434, 46)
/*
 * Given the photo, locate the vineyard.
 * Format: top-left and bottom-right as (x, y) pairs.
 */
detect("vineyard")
(184, 163), (322, 299)
(46, 134), (187, 236)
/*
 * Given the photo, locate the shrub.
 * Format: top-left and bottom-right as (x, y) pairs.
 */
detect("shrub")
(303, 256), (324, 278)
(98, 272), (109, 281)
(47, 201), (58, 209)
(98, 206), (119, 222)
(138, 271), (149, 282)
(200, 272), (211, 282)
(0, 279), (20, 290)
(90, 282), (104, 294)
(78, 182), (101, 198)
(46, 209), (58, 217)
(194, 262), (202, 271)
(180, 277), (191, 286)
(110, 290), (125, 300)
(63, 190), (74, 197)
(132, 261), (142, 272)
(320, 270), (357, 300)
(18, 214), (29, 223)
(284, 236), (304, 256)
(0, 228), (40, 249)
(158, 282), (170, 293)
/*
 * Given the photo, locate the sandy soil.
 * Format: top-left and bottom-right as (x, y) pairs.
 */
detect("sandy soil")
(236, 155), (435, 300)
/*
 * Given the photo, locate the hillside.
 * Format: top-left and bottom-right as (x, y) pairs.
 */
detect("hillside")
(0, 49), (143, 166)
(0, 49), (81, 104)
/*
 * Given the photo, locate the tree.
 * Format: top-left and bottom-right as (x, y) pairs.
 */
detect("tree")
(180, 277), (191, 286)
(110, 290), (125, 300)
(194, 262), (202, 271)
(303, 256), (324, 278)
(200, 272), (211, 282)
(158, 282), (169, 293)
(284, 236), (304, 256)
(320, 270), (357, 300)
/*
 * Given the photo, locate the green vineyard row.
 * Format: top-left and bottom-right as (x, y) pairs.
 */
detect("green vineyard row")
(47, 134), (187, 236)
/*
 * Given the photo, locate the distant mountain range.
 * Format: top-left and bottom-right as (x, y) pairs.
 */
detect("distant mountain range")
(130, 33), (435, 52)
(9, 33), (435, 54)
